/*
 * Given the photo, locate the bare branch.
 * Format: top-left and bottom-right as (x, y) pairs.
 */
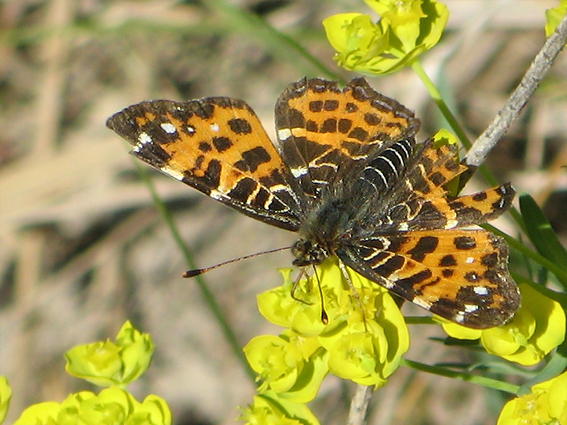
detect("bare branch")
(347, 385), (373, 425)
(461, 11), (567, 182)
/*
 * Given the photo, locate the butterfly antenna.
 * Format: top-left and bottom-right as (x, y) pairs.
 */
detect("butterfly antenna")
(183, 246), (290, 278)
(312, 265), (329, 324)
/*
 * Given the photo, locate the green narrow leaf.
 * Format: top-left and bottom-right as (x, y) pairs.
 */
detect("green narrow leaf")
(519, 193), (567, 287)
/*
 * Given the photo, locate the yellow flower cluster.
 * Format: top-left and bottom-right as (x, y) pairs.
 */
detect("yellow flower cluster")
(323, 0), (448, 75)
(65, 320), (155, 387)
(241, 259), (409, 423)
(13, 388), (170, 425)
(4, 321), (170, 425)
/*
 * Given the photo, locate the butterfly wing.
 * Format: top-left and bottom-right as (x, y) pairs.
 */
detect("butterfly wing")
(347, 138), (515, 232)
(274, 78), (421, 201)
(107, 97), (304, 231)
(337, 229), (520, 328)
(336, 139), (519, 328)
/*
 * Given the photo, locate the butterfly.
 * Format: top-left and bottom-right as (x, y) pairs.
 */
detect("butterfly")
(107, 77), (520, 329)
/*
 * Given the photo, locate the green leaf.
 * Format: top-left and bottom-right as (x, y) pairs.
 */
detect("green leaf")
(519, 193), (567, 287)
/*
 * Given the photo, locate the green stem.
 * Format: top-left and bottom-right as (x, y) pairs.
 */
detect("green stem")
(404, 316), (436, 325)
(411, 60), (471, 150)
(135, 161), (256, 382)
(402, 359), (520, 394)
(410, 60), (502, 187)
(412, 60), (528, 234)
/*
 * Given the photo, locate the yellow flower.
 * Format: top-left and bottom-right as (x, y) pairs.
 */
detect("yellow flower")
(254, 258), (409, 393)
(545, 0), (567, 38)
(65, 321), (155, 387)
(241, 393), (321, 425)
(442, 283), (566, 365)
(497, 371), (567, 425)
(0, 377), (13, 424)
(323, 0), (448, 74)
(243, 332), (329, 403)
(257, 268), (328, 337)
(13, 388), (171, 425)
(323, 321), (390, 387)
(319, 286), (409, 387)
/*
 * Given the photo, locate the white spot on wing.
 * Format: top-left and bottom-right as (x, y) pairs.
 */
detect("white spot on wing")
(278, 128), (292, 140)
(412, 297), (432, 309)
(160, 122), (177, 134)
(446, 219), (458, 229)
(474, 287), (489, 296)
(466, 257), (475, 264)
(379, 277), (395, 289)
(209, 189), (224, 200)
(210, 123), (220, 132)
(160, 166), (184, 181)
(291, 167), (308, 178)
(134, 132), (152, 152)
(465, 304), (479, 313)
(138, 132), (152, 145)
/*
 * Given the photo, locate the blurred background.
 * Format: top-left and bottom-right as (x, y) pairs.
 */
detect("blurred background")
(1, 0), (566, 424)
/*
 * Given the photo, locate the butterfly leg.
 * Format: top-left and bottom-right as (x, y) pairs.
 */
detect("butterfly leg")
(339, 261), (369, 331)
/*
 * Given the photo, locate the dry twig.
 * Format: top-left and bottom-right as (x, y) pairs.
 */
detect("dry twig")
(348, 385), (374, 425)
(461, 12), (567, 184)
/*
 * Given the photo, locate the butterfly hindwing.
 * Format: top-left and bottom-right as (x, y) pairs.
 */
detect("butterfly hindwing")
(338, 229), (520, 329)
(334, 135), (520, 328)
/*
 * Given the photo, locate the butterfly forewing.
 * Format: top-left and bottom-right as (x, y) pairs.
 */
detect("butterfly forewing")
(107, 98), (304, 231)
(274, 78), (421, 199)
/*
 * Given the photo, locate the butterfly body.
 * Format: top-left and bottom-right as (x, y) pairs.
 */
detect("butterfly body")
(107, 77), (520, 329)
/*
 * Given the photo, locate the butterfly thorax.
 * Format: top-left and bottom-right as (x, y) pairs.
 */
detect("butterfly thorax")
(292, 197), (359, 267)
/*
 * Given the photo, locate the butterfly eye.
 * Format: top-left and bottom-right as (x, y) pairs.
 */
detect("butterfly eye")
(291, 239), (327, 267)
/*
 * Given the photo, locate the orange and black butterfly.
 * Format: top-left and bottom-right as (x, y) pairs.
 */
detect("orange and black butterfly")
(107, 77), (520, 329)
